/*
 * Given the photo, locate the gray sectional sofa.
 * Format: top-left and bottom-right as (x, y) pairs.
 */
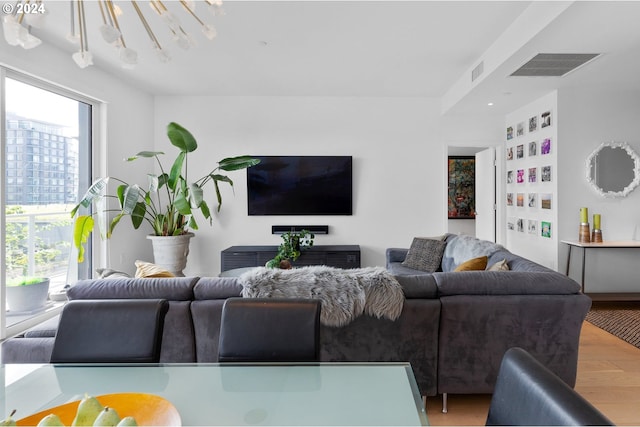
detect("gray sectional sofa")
(1, 233), (590, 403)
(387, 233), (591, 400)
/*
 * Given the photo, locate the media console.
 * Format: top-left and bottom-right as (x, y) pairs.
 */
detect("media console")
(221, 245), (361, 271)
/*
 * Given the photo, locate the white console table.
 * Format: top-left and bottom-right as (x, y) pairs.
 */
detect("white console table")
(562, 240), (640, 299)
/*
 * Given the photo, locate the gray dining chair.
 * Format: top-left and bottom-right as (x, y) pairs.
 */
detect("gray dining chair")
(486, 347), (614, 426)
(217, 297), (321, 362)
(50, 299), (169, 363)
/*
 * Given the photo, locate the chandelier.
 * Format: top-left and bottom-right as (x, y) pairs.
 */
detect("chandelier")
(2, 0), (224, 68)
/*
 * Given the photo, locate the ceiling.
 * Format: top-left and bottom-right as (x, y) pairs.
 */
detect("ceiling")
(25, 1), (640, 114)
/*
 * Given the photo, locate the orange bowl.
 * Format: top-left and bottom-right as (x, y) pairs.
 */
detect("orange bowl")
(16, 393), (181, 426)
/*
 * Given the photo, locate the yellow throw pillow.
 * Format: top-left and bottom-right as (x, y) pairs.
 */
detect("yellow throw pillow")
(135, 260), (175, 278)
(487, 259), (510, 271)
(454, 256), (488, 272)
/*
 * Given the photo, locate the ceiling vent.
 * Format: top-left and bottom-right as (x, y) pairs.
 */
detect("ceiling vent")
(471, 61), (484, 82)
(510, 53), (600, 77)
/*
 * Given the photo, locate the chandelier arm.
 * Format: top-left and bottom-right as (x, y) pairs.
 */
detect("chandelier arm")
(17, 1), (28, 24)
(77, 0), (89, 53)
(105, 0), (127, 48)
(97, 0), (109, 25)
(131, 0), (163, 49)
(179, 0), (205, 26)
(69, 0), (76, 39)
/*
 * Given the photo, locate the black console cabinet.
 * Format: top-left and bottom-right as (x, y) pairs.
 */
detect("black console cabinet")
(221, 245), (361, 271)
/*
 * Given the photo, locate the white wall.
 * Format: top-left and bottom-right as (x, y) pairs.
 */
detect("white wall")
(558, 86), (640, 293)
(154, 96), (444, 275)
(1, 42), (155, 275)
(504, 91), (558, 269)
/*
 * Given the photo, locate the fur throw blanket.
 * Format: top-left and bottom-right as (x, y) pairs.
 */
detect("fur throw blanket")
(239, 266), (405, 327)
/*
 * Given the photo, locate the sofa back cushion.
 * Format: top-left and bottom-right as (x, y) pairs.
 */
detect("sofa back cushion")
(193, 277), (243, 300)
(67, 277), (199, 362)
(67, 277), (199, 300)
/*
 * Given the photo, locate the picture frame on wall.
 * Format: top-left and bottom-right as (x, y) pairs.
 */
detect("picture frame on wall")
(529, 116), (537, 132)
(506, 146), (513, 160)
(506, 193), (514, 206)
(541, 193), (552, 209)
(541, 221), (552, 238)
(528, 193), (537, 207)
(541, 138), (551, 155)
(541, 165), (552, 182)
(528, 167), (537, 183)
(507, 126), (514, 140)
(517, 169), (524, 183)
(516, 193), (524, 207)
(541, 111), (551, 128)
(528, 220), (537, 234)
(529, 141), (537, 156)
(447, 156), (475, 219)
(517, 144), (524, 159)
(507, 170), (514, 184)
(517, 122), (525, 137)
(517, 218), (524, 232)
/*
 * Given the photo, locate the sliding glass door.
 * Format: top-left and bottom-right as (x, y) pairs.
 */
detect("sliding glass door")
(1, 69), (94, 338)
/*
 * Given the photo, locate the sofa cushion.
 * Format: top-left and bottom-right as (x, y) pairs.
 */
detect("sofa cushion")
(68, 277), (198, 300)
(393, 275), (438, 299)
(402, 238), (447, 272)
(193, 277), (244, 300)
(23, 315), (60, 338)
(454, 256), (488, 272)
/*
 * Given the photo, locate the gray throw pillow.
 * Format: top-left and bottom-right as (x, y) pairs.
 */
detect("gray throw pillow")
(401, 237), (447, 272)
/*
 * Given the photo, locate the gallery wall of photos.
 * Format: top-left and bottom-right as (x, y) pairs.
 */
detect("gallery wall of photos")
(505, 111), (555, 238)
(504, 91), (558, 270)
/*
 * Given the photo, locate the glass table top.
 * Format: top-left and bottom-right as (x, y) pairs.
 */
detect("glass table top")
(0, 362), (428, 426)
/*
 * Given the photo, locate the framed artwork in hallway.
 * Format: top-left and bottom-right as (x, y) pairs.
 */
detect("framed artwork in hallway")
(448, 156), (476, 219)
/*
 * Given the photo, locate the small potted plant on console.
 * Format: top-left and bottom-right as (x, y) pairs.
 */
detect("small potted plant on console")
(266, 229), (315, 269)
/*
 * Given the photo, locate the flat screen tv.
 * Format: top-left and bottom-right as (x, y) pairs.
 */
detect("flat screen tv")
(247, 156), (353, 215)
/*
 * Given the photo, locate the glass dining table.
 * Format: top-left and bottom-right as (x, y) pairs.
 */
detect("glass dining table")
(0, 362), (428, 426)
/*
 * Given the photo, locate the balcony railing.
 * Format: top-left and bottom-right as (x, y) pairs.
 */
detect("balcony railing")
(5, 210), (76, 330)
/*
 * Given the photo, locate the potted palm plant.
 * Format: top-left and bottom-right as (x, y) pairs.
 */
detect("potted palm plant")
(71, 122), (260, 275)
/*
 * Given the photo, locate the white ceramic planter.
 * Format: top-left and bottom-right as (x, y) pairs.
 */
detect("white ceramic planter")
(147, 233), (194, 276)
(6, 278), (50, 312)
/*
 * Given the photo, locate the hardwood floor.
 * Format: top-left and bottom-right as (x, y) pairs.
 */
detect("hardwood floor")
(426, 320), (640, 426)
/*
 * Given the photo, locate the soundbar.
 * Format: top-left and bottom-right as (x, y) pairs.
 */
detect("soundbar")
(272, 225), (329, 235)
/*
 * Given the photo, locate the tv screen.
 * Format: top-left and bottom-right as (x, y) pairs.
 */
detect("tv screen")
(247, 156), (353, 215)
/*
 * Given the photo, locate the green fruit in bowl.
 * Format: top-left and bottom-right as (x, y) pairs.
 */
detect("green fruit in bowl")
(73, 394), (104, 426)
(0, 409), (18, 426)
(92, 407), (120, 427)
(116, 417), (137, 426)
(37, 414), (64, 426)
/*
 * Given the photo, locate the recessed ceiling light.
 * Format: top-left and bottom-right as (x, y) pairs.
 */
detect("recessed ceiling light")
(487, 102), (494, 106)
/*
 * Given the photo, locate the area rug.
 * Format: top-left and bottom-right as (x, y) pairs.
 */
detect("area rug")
(585, 308), (640, 349)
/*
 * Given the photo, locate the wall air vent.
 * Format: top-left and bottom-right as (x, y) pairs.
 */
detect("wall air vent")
(510, 53), (600, 77)
(471, 61), (484, 82)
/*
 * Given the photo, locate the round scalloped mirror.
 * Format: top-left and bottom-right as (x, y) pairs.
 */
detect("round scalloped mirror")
(586, 142), (640, 198)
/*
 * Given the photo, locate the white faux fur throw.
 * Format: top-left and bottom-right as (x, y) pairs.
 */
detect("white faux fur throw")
(239, 266), (405, 327)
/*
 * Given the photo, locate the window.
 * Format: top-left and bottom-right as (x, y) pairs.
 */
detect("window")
(2, 70), (95, 337)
